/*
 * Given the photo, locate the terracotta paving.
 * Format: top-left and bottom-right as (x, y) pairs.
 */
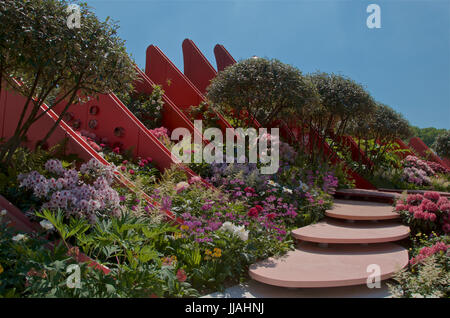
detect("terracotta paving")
(325, 200), (400, 220)
(377, 188), (450, 198)
(249, 194), (410, 289)
(334, 189), (400, 203)
(249, 242), (408, 288)
(292, 218), (410, 244)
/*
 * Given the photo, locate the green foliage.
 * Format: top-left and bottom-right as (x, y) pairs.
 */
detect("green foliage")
(188, 101), (221, 129)
(0, 144), (79, 210)
(0, 0), (137, 165)
(432, 131), (450, 159)
(388, 234), (449, 298)
(207, 57), (319, 127)
(33, 210), (199, 297)
(411, 126), (449, 148)
(117, 85), (165, 129)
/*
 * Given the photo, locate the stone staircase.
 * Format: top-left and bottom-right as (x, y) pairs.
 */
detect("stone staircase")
(249, 195), (410, 289)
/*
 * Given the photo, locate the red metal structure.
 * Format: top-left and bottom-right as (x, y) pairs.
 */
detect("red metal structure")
(0, 81), (182, 223)
(182, 39), (217, 95)
(52, 91), (199, 179)
(180, 41), (375, 189)
(145, 44), (232, 134)
(393, 138), (416, 159)
(133, 66), (205, 144)
(409, 136), (449, 168)
(214, 44), (237, 72)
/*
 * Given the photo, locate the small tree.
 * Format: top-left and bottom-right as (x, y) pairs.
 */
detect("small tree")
(433, 132), (450, 158)
(359, 103), (412, 167)
(206, 57), (319, 127)
(304, 72), (376, 162)
(0, 0), (136, 167)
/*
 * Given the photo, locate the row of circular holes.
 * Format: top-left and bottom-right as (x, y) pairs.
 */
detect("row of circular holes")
(64, 105), (125, 137)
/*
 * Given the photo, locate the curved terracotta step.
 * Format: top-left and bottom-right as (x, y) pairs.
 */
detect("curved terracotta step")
(249, 242), (408, 288)
(291, 218), (410, 244)
(335, 189), (400, 203)
(326, 200), (399, 221)
(378, 188), (450, 198)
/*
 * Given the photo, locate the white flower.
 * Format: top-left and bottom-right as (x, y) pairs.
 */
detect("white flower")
(39, 220), (54, 231)
(220, 221), (234, 232)
(233, 225), (249, 241)
(411, 293), (424, 298)
(12, 234), (28, 242)
(0, 209), (7, 216)
(282, 187), (293, 194)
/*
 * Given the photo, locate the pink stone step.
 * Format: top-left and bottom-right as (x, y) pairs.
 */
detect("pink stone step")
(326, 200), (399, 221)
(378, 188), (450, 198)
(249, 242), (408, 288)
(335, 189), (400, 203)
(291, 218), (410, 244)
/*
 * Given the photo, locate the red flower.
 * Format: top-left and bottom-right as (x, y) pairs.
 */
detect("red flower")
(255, 205), (264, 212)
(247, 207), (259, 218)
(129, 169), (135, 175)
(244, 187), (255, 193)
(176, 269), (187, 282)
(266, 213), (277, 220)
(113, 147), (120, 154)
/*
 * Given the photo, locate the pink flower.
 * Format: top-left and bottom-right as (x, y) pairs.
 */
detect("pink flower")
(120, 166), (126, 171)
(244, 187), (255, 193)
(396, 204), (407, 211)
(176, 269), (187, 282)
(247, 207), (259, 218)
(113, 147), (120, 154)
(424, 191), (440, 202)
(129, 169), (135, 175)
(266, 213), (277, 220)
(429, 213), (437, 222)
(255, 205), (264, 213)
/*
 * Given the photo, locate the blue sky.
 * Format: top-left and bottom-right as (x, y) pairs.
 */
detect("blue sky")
(85, 0), (450, 129)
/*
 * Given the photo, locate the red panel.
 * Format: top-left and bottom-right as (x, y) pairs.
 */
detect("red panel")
(133, 66), (206, 145)
(333, 135), (373, 168)
(393, 138), (416, 159)
(0, 80), (180, 223)
(214, 44), (237, 72)
(182, 39), (217, 95)
(409, 137), (448, 168)
(213, 44), (375, 189)
(145, 45), (232, 133)
(443, 157), (450, 169)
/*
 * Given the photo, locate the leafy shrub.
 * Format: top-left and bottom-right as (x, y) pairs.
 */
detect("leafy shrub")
(432, 131), (450, 158)
(117, 85), (165, 129)
(207, 57), (318, 127)
(388, 234), (449, 298)
(395, 192), (450, 235)
(17, 159), (121, 223)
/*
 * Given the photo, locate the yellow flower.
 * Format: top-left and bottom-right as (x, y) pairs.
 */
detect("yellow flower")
(212, 248), (222, 258)
(205, 249), (212, 256)
(180, 224), (189, 231)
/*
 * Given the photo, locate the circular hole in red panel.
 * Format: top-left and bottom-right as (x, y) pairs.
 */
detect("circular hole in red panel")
(114, 127), (125, 137)
(89, 105), (99, 115)
(88, 119), (98, 129)
(72, 119), (81, 129)
(63, 112), (74, 122)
